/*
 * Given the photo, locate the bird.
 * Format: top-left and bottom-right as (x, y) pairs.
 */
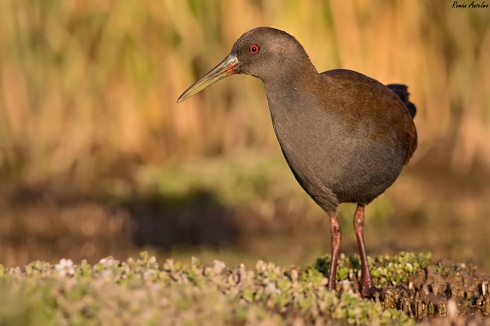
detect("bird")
(177, 27), (417, 298)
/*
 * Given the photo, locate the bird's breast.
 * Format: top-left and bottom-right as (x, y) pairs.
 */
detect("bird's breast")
(266, 95), (406, 210)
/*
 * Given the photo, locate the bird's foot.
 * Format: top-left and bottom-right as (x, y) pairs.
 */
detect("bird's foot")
(360, 283), (381, 299)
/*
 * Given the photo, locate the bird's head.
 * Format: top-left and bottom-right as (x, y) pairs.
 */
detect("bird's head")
(177, 27), (314, 103)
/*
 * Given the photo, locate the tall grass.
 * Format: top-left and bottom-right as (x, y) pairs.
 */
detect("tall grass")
(0, 0), (489, 187)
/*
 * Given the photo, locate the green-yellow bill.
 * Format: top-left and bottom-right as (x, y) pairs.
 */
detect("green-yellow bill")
(177, 53), (241, 103)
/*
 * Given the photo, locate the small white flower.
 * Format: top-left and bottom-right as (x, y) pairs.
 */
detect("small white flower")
(212, 260), (226, 269)
(211, 260), (227, 274)
(99, 257), (118, 267)
(338, 279), (353, 285)
(55, 258), (75, 277)
(264, 279), (281, 294)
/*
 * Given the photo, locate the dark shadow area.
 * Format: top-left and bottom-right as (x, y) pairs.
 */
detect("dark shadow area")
(122, 189), (239, 250)
(0, 183), (241, 266)
(0, 184), (133, 265)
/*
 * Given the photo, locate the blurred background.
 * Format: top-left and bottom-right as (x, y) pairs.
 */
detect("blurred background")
(0, 1), (489, 271)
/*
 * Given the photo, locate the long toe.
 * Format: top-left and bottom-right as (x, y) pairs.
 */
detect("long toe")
(360, 284), (381, 299)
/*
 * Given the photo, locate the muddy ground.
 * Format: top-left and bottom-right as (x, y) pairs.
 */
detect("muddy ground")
(340, 257), (490, 323)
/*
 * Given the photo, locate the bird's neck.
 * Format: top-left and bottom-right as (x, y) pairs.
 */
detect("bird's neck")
(262, 64), (320, 116)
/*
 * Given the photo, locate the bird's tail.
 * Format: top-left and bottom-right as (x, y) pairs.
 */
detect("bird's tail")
(387, 84), (417, 118)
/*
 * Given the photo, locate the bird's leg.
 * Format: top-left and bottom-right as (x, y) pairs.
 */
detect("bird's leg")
(328, 213), (342, 291)
(353, 204), (377, 298)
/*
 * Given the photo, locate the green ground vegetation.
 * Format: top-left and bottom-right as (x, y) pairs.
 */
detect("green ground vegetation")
(0, 252), (431, 325)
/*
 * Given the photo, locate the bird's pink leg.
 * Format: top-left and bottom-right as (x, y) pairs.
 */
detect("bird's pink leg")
(353, 204), (378, 298)
(328, 214), (342, 291)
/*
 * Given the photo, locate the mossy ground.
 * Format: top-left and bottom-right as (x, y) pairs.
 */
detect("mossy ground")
(0, 252), (488, 325)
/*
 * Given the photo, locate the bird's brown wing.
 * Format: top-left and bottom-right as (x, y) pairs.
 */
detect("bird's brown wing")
(319, 69), (417, 164)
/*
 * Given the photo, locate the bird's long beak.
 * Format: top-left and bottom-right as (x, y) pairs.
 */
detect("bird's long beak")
(177, 52), (241, 103)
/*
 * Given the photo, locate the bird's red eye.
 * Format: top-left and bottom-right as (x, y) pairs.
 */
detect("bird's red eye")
(249, 45), (260, 54)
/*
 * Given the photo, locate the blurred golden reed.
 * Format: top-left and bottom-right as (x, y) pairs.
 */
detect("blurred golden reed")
(0, 0), (489, 186)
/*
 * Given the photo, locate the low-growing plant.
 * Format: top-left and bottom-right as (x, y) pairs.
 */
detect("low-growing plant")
(0, 252), (424, 325)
